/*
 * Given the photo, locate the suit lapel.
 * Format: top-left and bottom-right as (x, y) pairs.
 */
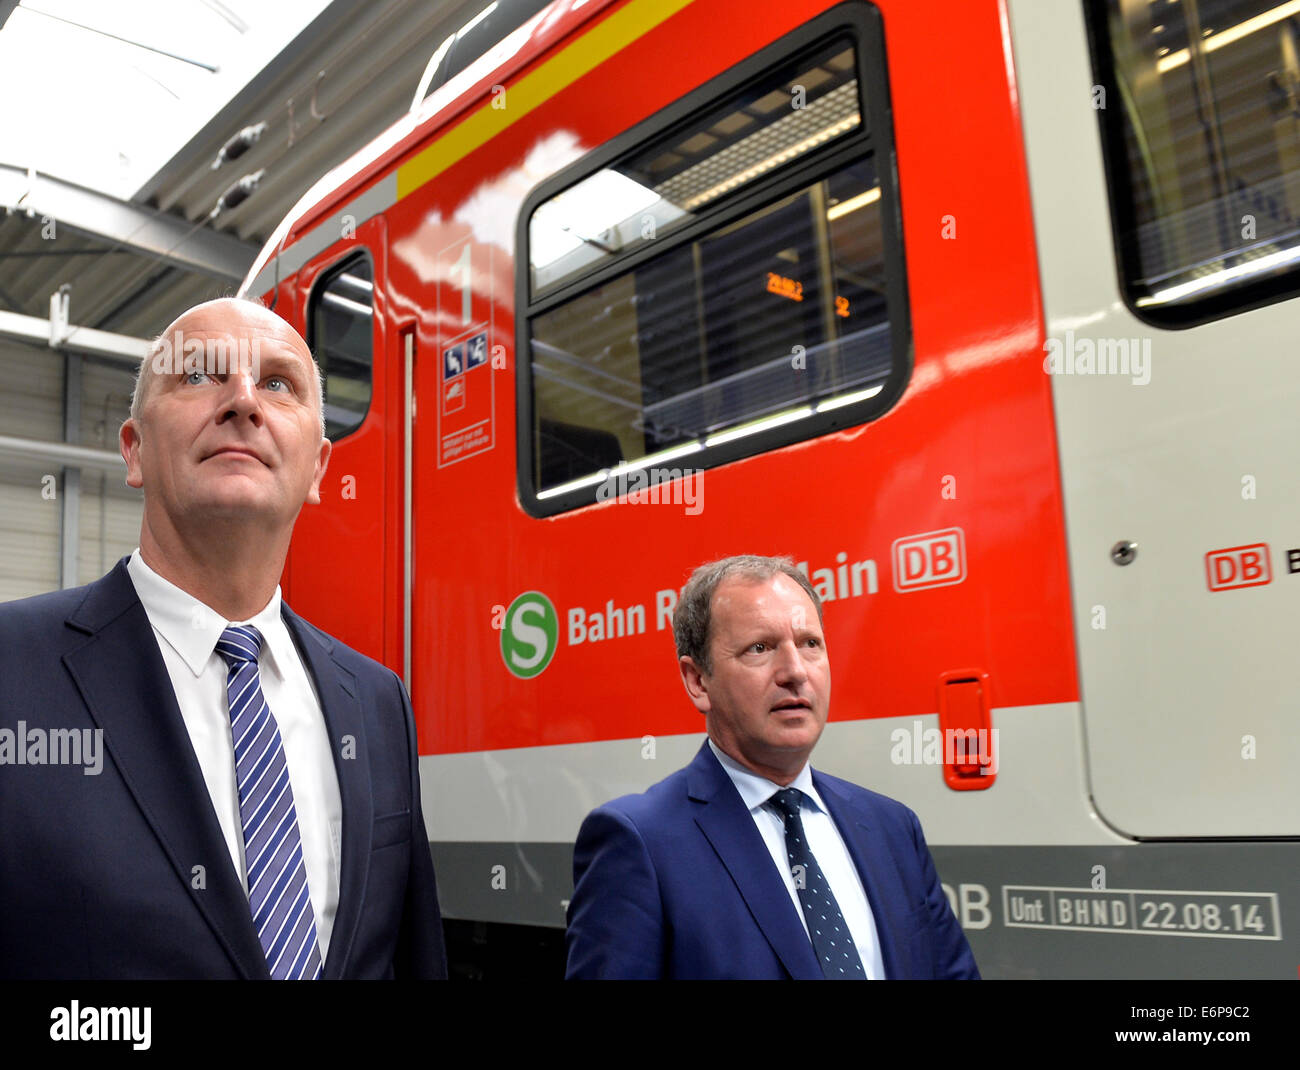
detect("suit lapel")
(813, 772), (913, 979)
(281, 606), (371, 981)
(688, 744), (822, 980)
(62, 559), (269, 979)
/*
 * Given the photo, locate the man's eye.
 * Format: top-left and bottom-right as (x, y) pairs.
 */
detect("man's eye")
(748, 642), (768, 654)
(184, 371), (208, 385)
(265, 376), (293, 392)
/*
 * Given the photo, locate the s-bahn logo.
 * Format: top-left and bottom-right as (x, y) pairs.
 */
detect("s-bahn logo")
(500, 591), (559, 679)
(892, 528), (967, 592)
(1205, 543), (1271, 592)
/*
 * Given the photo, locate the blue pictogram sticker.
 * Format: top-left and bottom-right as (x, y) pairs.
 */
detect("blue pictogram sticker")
(466, 331), (488, 369)
(444, 343), (465, 380)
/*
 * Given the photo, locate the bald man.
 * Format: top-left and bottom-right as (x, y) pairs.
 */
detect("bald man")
(0, 299), (446, 979)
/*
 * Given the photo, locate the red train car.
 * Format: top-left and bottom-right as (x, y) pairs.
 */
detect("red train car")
(243, 0), (1300, 976)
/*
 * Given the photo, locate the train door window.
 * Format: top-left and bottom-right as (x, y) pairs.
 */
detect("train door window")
(517, 5), (909, 516)
(1088, 0), (1300, 324)
(308, 251), (374, 440)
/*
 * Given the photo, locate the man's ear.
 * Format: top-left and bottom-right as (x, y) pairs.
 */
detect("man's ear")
(679, 655), (711, 715)
(305, 436), (332, 506)
(120, 419), (144, 489)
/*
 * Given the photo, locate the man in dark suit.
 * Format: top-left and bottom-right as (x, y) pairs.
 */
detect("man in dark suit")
(0, 298), (445, 979)
(565, 555), (978, 979)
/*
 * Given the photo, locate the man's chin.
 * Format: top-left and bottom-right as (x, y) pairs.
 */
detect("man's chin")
(766, 724), (825, 755)
(182, 493), (282, 526)
(768, 711), (824, 737)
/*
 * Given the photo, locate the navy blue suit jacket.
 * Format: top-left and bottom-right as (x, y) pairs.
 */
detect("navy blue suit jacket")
(566, 741), (978, 979)
(0, 557), (446, 979)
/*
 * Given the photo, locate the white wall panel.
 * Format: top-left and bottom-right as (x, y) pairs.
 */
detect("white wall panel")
(0, 457), (60, 601)
(75, 358), (142, 584)
(0, 340), (63, 600)
(0, 339), (142, 600)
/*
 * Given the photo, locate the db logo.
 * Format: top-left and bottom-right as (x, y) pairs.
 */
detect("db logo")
(892, 528), (967, 592)
(1205, 543), (1271, 592)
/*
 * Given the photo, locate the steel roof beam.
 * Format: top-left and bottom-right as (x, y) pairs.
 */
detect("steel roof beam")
(0, 308), (149, 364)
(0, 163), (257, 280)
(0, 433), (127, 473)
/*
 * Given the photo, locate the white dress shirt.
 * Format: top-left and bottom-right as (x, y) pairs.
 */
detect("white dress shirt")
(708, 739), (885, 979)
(127, 549), (342, 958)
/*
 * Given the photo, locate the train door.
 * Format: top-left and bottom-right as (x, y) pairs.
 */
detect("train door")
(1017, 0), (1300, 840)
(408, 222), (504, 742)
(290, 219), (394, 663)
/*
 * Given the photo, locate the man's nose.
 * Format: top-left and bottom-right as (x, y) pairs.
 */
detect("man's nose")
(772, 639), (809, 684)
(217, 371), (263, 424)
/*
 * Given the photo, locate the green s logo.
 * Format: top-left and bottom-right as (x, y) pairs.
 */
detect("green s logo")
(500, 591), (558, 679)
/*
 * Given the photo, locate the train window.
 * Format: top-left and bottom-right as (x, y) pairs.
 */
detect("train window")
(307, 251), (374, 440)
(518, 6), (909, 516)
(1088, 0), (1300, 324)
(529, 40), (861, 298)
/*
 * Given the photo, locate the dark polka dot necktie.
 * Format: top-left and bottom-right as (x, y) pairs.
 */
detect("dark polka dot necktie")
(769, 787), (866, 979)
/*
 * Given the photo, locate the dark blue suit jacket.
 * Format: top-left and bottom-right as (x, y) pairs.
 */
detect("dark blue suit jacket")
(0, 557), (446, 979)
(566, 741), (979, 979)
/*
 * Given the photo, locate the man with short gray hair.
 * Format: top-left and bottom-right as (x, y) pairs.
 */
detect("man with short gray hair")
(565, 553), (978, 979)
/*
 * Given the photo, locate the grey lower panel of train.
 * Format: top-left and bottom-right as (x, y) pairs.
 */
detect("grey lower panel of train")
(432, 841), (574, 930)
(429, 841), (1296, 978)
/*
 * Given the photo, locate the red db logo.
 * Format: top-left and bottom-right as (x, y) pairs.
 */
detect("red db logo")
(892, 528), (967, 592)
(1205, 543), (1271, 592)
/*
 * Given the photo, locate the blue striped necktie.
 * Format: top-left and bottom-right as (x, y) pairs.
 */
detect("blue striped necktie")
(769, 787), (866, 979)
(216, 624), (323, 980)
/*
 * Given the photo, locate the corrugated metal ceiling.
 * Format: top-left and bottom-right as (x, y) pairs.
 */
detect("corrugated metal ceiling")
(0, 0), (484, 340)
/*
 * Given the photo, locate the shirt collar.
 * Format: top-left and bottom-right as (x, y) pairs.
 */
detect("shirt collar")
(707, 738), (826, 815)
(126, 547), (291, 681)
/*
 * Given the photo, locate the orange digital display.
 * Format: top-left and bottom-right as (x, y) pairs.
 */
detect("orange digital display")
(766, 272), (804, 301)
(764, 273), (851, 318)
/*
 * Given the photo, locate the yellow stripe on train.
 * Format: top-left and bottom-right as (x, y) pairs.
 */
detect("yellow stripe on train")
(395, 0), (697, 200)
